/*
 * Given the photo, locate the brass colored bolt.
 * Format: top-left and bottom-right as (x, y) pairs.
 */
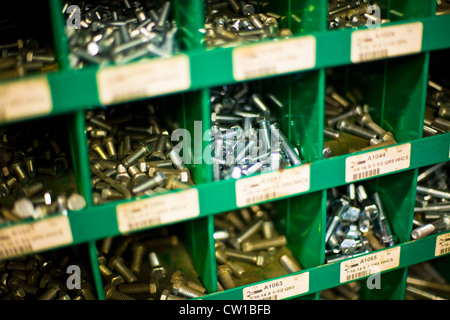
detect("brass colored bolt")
(108, 256), (138, 284)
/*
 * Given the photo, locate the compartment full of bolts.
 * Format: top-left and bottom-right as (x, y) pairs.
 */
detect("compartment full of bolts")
(325, 184), (396, 264)
(412, 162), (450, 241)
(63, 0), (179, 68)
(0, 117), (85, 224)
(203, 0), (293, 48)
(406, 261), (450, 300)
(210, 83), (304, 181)
(323, 85), (398, 158)
(328, 0), (389, 30)
(213, 204), (303, 291)
(0, 3), (57, 80)
(97, 226), (208, 300)
(86, 102), (194, 205)
(0, 247), (97, 300)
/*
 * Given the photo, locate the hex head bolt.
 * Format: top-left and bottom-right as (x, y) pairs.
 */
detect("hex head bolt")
(242, 235), (287, 252)
(280, 254), (302, 273)
(108, 256), (138, 284)
(357, 113), (397, 143)
(215, 249), (246, 278)
(103, 137), (117, 160)
(90, 141), (110, 160)
(131, 171), (166, 194)
(130, 243), (146, 275)
(327, 105), (364, 127)
(217, 265), (236, 290)
(104, 284), (135, 300)
(416, 186), (450, 200)
(229, 217), (264, 250)
(10, 161), (29, 183)
(170, 270), (207, 294)
(78, 281), (97, 300)
(372, 192), (395, 246)
(172, 280), (206, 298)
(336, 119), (378, 141)
(325, 197), (350, 243)
(223, 248), (269, 267)
(356, 185), (378, 220)
(160, 289), (188, 300)
(122, 144), (152, 169)
(149, 252), (167, 281)
(411, 216), (450, 240)
(18, 182), (44, 199)
(8, 275), (39, 295)
(269, 123), (302, 166)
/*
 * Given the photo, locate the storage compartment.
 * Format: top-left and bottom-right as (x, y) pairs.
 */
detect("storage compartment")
(0, 115), (86, 224)
(0, 244), (97, 300)
(0, 2), (57, 80)
(93, 221), (213, 300)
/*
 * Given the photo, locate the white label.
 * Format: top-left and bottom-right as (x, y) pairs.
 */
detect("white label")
(117, 189), (199, 233)
(233, 36), (316, 81)
(0, 77), (52, 122)
(97, 54), (191, 105)
(235, 164), (310, 207)
(345, 143), (411, 183)
(435, 233), (450, 257)
(243, 272), (309, 300)
(340, 247), (401, 283)
(351, 22), (423, 63)
(0, 215), (73, 260)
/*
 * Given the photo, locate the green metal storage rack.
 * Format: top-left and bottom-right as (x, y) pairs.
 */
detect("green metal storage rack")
(1, 0), (450, 300)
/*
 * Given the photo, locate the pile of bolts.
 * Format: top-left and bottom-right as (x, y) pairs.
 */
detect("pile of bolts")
(210, 83), (304, 181)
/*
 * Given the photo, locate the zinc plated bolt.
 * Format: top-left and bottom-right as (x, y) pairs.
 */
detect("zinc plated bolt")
(416, 186), (450, 200)
(241, 235), (287, 252)
(411, 216), (450, 240)
(327, 105), (364, 127)
(172, 280), (206, 298)
(108, 256), (138, 284)
(269, 123), (302, 166)
(325, 197), (350, 243)
(372, 192), (395, 246)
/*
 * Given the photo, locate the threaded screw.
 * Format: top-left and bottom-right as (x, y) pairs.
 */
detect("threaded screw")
(104, 284), (135, 300)
(280, 254), (302, 273)
(336, 120), (378, 141)
(130, 243), (146, 275)
(118, 281), (157, 295)
(223, 248), (269, 267)
(160, 289), (188, 300)
(149, 252), (167, 281)
(269, 123), (302, 166)
(172, 280), (205, 298)
(217, 265), (235, 290)
(108, 256), (138, 284)
(170, 270), (207, 293)
(122, 144), (152, 168)
(241, 235), (287, 252)
(228, 217), (264, 250)
(131, 171), (166, 194)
